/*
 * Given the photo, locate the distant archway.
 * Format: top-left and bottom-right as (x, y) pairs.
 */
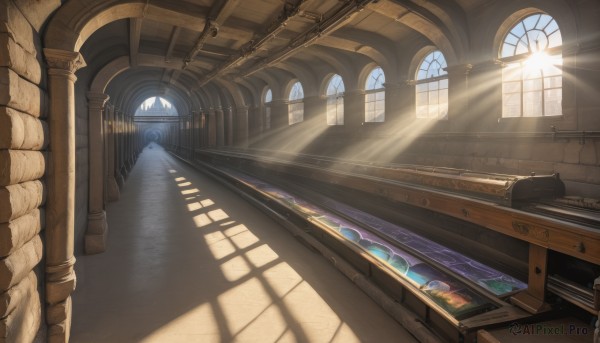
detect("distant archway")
(135, 97), (179, 116)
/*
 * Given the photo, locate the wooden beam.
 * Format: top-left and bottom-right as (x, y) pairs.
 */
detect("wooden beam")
(165, 26), (181, 63)
(129, 18), (143, 67)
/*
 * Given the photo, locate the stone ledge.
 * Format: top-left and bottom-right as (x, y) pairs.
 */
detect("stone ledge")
(0, 235), (43, 291)
(0, 150), (46, 186)
(0, 33), (42, 85)
(0, 106), (47, 150)
(0, 209), (43, 257)
(0, 270), (37, 317)
(0, 278), (41, 343)
(0, 67), (46, 118)
(0, 180), (45, 223)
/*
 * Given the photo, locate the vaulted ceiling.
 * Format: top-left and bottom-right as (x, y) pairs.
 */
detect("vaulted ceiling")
(72, 0), (485, 114)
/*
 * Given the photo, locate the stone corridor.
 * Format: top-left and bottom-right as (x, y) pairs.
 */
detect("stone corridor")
(69, 144), (416, 342)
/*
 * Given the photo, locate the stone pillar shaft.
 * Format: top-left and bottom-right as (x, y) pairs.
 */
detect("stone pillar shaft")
(106, 106), (119, 201)
(343, 89), (365, 129)
(225, 108), (233, 146)
(303, 95), (326, 123)
(43, 48), (86, 343)
(215, 108), (225, 147)
(85, 92), (109, 254)
(236, 106), (249, 148)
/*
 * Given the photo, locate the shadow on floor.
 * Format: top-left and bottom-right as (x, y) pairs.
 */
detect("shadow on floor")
(71, 145), (415, 343)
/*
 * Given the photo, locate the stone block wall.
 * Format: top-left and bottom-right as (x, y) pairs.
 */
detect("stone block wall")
(0, 2), (51, 342)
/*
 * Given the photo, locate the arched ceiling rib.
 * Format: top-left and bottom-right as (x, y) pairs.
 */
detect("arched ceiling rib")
(46, 0), (491, 114)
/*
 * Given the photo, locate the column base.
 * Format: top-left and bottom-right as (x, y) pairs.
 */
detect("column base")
(107, 176), (120, 201)
(46, 258), (76, 343)
(85, 211), (108, 254)
(47, 297), (72, 343)
(116, 171), (125, 188)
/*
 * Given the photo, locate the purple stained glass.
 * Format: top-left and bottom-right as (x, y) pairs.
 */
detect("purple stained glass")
(223, 169), (527, 318)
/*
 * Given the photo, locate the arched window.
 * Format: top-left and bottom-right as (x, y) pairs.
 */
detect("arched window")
(415, 51), (448, 119)
(365, 67), (385, 122)
(264, 88), (272, 130)
(500, 13), (562, 117)
(326, 74), (345, 125)
(288, 81), (304, 125)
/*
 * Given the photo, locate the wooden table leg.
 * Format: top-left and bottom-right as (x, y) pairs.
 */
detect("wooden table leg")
(511, 243), (551, 313)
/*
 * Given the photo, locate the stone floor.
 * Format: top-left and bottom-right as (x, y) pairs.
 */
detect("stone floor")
(70, 144), (417, 343)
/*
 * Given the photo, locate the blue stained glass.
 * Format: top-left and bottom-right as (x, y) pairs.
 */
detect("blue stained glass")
(222, 168), (528, 319)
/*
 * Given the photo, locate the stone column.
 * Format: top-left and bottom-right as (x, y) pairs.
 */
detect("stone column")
(343, 89), (366, 129)
(43, 48), (86, 343)
(269, 99), (289, 130)
(236, 106), (249, 148)
(205, 110), (214, 147)
(226, 108), (234, 146)
(466, 61), (502, 130)
(106, 106), (119, 201)
(126, 116), (133, 171)
(247, 105), (261, 139)
(303, 95), (326, 123)
(191, 111), (199, 151)
(85, 92), (109, 254)
(383, 82), (403, 121)
(115, 110), (125, 188)
(445, 64), (472, 124)
(215, 108), (225, 147)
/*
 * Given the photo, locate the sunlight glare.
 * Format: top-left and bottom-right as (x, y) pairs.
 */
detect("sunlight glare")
(201, 199), (215, 207)
(193, 213), (212, 227)
(178, 182), (192, 187)
(181, 188), (200, 195)
(207, 238), (237, 259)
(220, 255), (253, 282)
(208, 209), (229, 222)
(187, 202), (202, 212)
(228, 226), (259, 249)
(141, 303), (219, 341)
(245, 244), (279, 268)
(175, 177), (186, 182)
(525, 51), (552, 70)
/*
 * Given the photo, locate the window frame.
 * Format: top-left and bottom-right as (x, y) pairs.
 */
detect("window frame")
(288, 81), (304, 125)
(263, 88), (272, 130)
(326, 74), (345, 125)
(364, 67), (385, 123)
(414, 50), (449, 120)
(498, 13), (563, 118)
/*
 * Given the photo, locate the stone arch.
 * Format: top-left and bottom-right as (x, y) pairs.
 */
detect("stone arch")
(491, 5), (577, 58)
(357, 62), (385, 91)
(44, 1), (209, 52)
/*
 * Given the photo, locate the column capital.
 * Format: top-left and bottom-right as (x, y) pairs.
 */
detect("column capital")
(383, 82), (402, 90)
(236, 105), (250, 113)
(86, 92), (110, 109)
(470, 59), (503, 72)
(344, 89), (366, 96)
(303, 95), (325, 103)
(269, 99), (289, 106)
(445, 63), (473, 75)
(44, 48), (87, 73)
